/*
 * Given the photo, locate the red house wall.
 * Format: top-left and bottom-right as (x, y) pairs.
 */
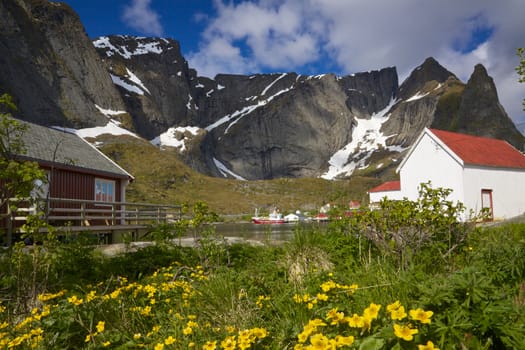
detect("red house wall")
(46, 167), (123, 202)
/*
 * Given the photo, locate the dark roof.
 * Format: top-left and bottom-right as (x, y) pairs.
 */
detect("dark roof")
(15, 118), (132, 179)
(429, 129), (525, 169)
(369, 180), (400, 193)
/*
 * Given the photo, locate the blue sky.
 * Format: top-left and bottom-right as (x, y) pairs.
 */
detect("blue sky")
(60, 0), (525, 124)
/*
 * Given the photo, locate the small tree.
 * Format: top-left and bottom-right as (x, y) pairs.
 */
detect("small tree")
(0, 94), (46, 244)
(517, 48), (525, 110)
(350, 182), (476, 270)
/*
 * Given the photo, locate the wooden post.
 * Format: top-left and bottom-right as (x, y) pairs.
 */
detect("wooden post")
(81, 202), (86, 226)
(6, 203), (12, 246)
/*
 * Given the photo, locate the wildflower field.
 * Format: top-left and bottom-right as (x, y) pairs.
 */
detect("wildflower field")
(1, 194), (525, 349)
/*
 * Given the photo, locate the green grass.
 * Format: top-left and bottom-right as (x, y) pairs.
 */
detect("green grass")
(1, 215), (524, 349)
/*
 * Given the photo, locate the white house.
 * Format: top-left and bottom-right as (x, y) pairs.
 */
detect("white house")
(368, 180), (402, 204)
(369, 128), (525, 220)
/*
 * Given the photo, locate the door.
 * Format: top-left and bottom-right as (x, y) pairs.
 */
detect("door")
(481, 189), (493, 221)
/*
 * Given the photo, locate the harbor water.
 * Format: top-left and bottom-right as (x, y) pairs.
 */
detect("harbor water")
(213, 221), (328, 243)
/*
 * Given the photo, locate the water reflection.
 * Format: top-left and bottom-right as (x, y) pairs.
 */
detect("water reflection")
(213, 222), (327, 243)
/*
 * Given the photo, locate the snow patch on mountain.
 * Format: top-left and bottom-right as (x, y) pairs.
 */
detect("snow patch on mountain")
(261, 73), (287, 95)
(93, 36), (164, 59)
(213, 158), (246, 180)
(205, 86), (293, 133)
(321, 98), (404, 179)
(111, 74), (144, 95)
(56, 105), (139, 139)
(151, 126), (201, 152)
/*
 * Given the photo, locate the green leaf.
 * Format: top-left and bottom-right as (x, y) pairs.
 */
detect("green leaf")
(359, 336), (386, 350)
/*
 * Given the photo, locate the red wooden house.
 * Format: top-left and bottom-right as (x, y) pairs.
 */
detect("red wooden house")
(16, 119), (134, 204)
(2, 119), (181, 245)
(1, 118), (134, 243)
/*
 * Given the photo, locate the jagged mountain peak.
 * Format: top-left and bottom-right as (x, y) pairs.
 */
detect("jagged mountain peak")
(398, 57), (458, 100)
(465, 63), (497, 98)
(453, 63), (525, 148)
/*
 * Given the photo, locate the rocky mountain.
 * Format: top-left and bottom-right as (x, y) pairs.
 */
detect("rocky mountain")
(2, 0), (524, 181)
(0, 0), (127, 127)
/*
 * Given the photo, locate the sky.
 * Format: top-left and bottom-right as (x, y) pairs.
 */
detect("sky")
(59, 0), (525, 125)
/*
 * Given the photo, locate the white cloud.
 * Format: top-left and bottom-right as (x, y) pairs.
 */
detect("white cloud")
(187, 0), (525, 123)
(122, 0), (163, 36)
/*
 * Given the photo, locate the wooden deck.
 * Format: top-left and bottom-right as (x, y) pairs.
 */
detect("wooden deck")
(2, 197), (182, 244)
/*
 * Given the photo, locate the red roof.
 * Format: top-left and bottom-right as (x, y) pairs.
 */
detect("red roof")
(369, 180), (400, 193)
(429, 129), (525, 169)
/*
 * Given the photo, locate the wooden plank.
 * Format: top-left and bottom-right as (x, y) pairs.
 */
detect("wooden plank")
(38, 224), (148, 233)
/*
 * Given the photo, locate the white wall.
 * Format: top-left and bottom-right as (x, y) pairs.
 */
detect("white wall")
(463, 166), (525, 219)
(399, 133), (464, 203)
(369, 190), (403, 203)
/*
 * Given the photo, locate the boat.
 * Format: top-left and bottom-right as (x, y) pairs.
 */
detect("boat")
(252, 208), (285, 224)
(284, 210), (311, 223)
(313, 212), (330, 222)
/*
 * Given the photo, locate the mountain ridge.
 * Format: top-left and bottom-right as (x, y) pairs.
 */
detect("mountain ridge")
(1, 0), (524, 182)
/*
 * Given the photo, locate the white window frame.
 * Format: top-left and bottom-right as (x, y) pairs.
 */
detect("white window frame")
(95, 178), (115, 203)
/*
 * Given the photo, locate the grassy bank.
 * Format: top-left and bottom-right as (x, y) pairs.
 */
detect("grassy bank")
(1, 193), (524, 349)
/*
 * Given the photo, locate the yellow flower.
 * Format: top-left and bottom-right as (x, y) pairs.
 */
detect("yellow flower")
(326, 308), (345, 325)
(298, 331), (309, 343)
(308, 319), (327, 328)
(110, 289), (120, 299)
(133, 333), (142, 340)
(293, 294), (303, 303)
(165, 336), (176, 345)
(37, 290), (66, 302)
(390, 306), (407, 320)
(363, 303), (381, 319)
(335, 335), (354, 346)
(154, 343), (164, 350)
(221, 336), (236, 350)
(309, 333), (330, 350)
(387, 300), (402, 312)
(103, 341), (111, 347)
(202, 340), (217, 350)
(67, 295), (83, 306)
(393, 323), (419, 341)
(96, 321), (105, 333)
(86, 290), (97, 302)
(410, 308), (433, 324)
(320, 280), (336, 292)
(361, 316), (372, 332)
(187, 320), (199, 328)
(251, 327), (267, 339)
(316, 293), (329, 301)
(347, 314), (364, 328)
(226, 325), (236, 334)
(85, 334), (93, 343)
(418, 340), (439, 350)
(183, 326), (193, 335)
(141, 305), (152, 316)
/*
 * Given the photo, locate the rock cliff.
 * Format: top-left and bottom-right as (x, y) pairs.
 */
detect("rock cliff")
(1, 0), (524, 180)
(0, 0), (126, 127)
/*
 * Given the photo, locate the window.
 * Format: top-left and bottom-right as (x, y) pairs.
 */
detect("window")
(481, 189), (493, 220)
(95, 178), (115, 202)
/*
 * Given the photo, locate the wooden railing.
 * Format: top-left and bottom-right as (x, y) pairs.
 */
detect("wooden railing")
(2, 197), (182, 244)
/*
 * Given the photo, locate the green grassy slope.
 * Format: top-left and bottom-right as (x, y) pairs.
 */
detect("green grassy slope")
(96, 135), (384, 216)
